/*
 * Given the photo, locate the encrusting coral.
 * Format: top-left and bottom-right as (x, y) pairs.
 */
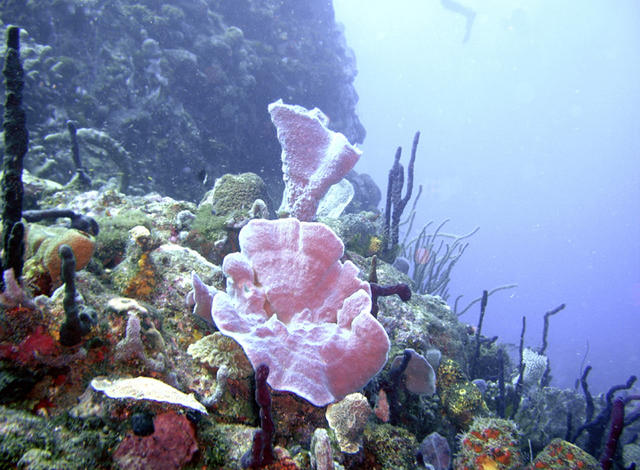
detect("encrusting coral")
(90, 376), (207, 414)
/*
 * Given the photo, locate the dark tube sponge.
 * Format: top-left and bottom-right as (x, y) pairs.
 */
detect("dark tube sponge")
(1, 26), (28, 286)
(58, 244), (93, 346)
(242, 364), (275, 469)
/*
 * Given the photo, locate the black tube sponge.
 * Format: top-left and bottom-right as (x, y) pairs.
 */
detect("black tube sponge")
(1, 26), (28, 286)
(58, 244), (93, 346)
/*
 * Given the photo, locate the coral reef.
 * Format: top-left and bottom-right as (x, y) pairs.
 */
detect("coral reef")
(187, 332), (253, 380)
(0, 17), (635, 466)
(183, 172), (270, 264)
(322, 211), (385, 258)
(310, 428), (335, 470)
(513, 386), (586, 453)
(0, 406), (115, 469)
(0, 172), (636, 469)
(362, 423), (418, 470)
(208, 172), (271, 218)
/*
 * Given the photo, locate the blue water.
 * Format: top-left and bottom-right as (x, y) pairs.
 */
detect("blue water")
(334, 0), (640, 392)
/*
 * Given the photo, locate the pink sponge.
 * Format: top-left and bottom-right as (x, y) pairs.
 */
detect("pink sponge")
(210, 218), (390, 406)
(268, 99), (362, 221)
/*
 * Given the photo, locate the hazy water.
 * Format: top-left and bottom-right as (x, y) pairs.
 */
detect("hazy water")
(334, 0), (640, 392)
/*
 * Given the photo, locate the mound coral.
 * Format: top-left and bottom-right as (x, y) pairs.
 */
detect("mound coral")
(454, 417), (523, 470)
(208, 217), (390, 406)
(326, 392), (371, 453)
(527, 438), (599, 470)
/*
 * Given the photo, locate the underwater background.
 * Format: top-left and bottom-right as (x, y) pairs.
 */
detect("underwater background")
(334, 0), (640, 393)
